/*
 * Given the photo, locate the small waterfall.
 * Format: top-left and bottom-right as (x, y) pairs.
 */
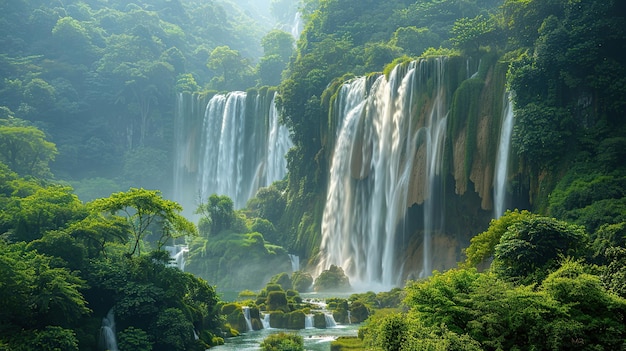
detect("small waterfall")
(100, 308), (118, 351)
(261, 313), (271, 329)
(288, 254), (300, 272)
(291, 12), (303, 39)
(347, 310), (352, 324)
(494, 93), (514, 219)
(242, 307), (253, 332)
(165, 245), (189, 271)
(305, 314), (314, 329)
(324, 313), (337, 328)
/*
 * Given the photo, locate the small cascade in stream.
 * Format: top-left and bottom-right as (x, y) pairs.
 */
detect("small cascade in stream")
(174, 91), (292, 211)
(347, 310), (352, 324)
(324, 313), (337, 328)
(242, 307), (253, 332)
(305, 314), (314, 329)
(317, 58), (450, 288)
(261, 313), (271, 329)
(99, 308), (118, 351)
(494, 92), (514, 219)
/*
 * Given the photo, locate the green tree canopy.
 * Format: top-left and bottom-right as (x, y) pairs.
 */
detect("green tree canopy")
(0, 124), (57, 178)
(89, 188), (196, 256)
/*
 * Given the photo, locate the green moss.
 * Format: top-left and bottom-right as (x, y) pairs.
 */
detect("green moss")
(330, 336), (365, 351)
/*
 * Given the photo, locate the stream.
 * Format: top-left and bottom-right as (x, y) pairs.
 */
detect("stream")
(212, 323), (360, 351)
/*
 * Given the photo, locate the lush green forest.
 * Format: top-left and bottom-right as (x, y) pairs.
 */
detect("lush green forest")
(1, 0), (626, 350)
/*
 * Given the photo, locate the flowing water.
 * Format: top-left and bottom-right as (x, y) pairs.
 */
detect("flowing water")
(173, 92), (292, 211)
(493, 92), (514, 218)
(317, 58), (450, 288)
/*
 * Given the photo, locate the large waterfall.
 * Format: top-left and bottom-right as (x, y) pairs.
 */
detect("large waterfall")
(317, 58), (512, 289)
(173, 91), (292, 212)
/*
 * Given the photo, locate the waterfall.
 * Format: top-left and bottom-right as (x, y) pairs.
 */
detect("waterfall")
(288, 254), (300, 272)
(347, 310), (352, 324)
(165, 245), (189, 271)
(291, 12), (303, 39)
(493, 93), (514, 218)
(174, 91), (292, 211)
(421, 59), (448, 278)
(317, 59), (449, 288)
(242, 307), (253, 332)
(324, 313), (337, 328)
(100, 308), (118, 351)
(265, 94), (292, 188)
(261, 313), (271, 329)
(305, 314), (314, 329)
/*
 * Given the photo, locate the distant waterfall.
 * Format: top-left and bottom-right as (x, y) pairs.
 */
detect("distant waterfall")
(493, 93), (514, 218)
(305, 314), (314, 329)
(317, 59), (450, 288)
(100, 308), (118, 351)
(291, 12), (303, 39)
(165, 245), (188, 271)
(173, 91), (292, 211)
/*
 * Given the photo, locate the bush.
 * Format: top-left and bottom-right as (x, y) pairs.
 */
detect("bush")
(260, 332), (303, 351)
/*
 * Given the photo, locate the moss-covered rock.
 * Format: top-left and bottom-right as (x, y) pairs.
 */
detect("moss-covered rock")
(267, 291), (289, 312)
(292, 271), (314, 292)
(313, 265), (351, 292)
(269, 311), (286, 328)
(349, 301), (369, 323)
(269, 272), (292, 291)
(287, 310), (306, 329)
(313, 313), (327, 329)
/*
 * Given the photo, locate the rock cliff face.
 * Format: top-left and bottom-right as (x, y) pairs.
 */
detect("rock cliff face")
(317, 56), (523, 287)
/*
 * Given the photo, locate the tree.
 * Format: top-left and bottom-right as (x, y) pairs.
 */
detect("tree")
(0, 124), (57, 178)
(196, 194), (235, 236)
(261, 30), (294, 62)
(7, 185), (86, 242)
(206, 46), (254, 91)
(463, 210), (534, 268)
(450, 15), (499, 54)
(89, 188), (196, 256)
(493, 216), (589, 283)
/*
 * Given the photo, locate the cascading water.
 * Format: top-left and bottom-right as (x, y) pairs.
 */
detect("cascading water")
(317, 59), (450, 288)
(261, 313), (271, 329)
(174, 91), (292, 211)
(324, 313), (337, 328)
(242, 307), (253, 332)
(493, 93), (514, 218)
(165, 245), (189, 271)
(288, 254), (300, 272)
(100, 308), (118, 351)
(305, 314), (314, 329)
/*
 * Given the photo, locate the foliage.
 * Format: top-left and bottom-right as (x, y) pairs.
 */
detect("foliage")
(117, 326), (152, 351)
(197, 194), (235, 236)
(493, 216), (589, 284)
(462, 209), (534, 268)
(260, 332), (304, 351)
(90, 187), (196, 256)
(0, 124), (57, 178)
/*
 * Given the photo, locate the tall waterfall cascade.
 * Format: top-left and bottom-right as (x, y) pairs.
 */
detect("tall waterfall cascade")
(493, 93), (514, 218)
(317, 57), (512, 289)
(173, 91), (292, 212)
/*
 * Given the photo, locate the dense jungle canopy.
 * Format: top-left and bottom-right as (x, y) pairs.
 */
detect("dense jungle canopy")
(1, 0), (626, 350)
